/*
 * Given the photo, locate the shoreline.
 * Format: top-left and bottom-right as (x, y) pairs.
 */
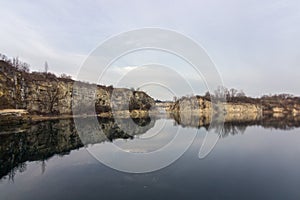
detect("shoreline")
(1, 102), (300, 126)
(0, 109), (158, 125)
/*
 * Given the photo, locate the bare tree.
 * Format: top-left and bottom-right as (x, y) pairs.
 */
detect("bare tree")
(214, 86), (228, 100)
(44, 61), (49, 73)
(20, 62), (30, 73)
(38, 81), (60, 114)
(12, 57), (20, 69)
(236, 90), (246, 97)
(47, 82), (60, 113)
(60, 73), (72, 79)
(229, 88), (238, 98)
(41, 160), (46, 175)
(0, 53), (8, 61)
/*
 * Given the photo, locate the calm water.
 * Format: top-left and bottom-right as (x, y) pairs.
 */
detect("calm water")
(1, 116), (300, 200)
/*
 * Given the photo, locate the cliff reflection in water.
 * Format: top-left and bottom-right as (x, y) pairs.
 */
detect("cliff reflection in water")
(1, 114), (300, 180)
(172, 112), (300, 137)
(0, 117), (154, 180)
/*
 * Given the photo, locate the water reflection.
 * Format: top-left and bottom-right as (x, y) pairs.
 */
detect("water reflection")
(0, 117), (154, 180)
(172, 112), (300, 137)
(1, 113), (300, 180)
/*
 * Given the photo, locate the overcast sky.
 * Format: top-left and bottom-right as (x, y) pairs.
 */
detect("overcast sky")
(0, 0), (299, 100)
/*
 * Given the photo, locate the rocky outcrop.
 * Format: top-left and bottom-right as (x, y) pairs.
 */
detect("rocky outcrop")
(260, 96), (300, 116)
(169, 95), (300, 132)
(170, 94), (300, 116)
(0, 60), (155, 116)
(170, 96), (262, 117)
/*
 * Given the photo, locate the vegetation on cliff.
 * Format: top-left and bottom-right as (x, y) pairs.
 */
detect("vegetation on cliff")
(170, 86), (300, 116)
(1, 53), (300, 118)
(0, 53), (155, 115)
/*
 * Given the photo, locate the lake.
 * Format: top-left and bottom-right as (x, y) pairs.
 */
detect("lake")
(1, 116), (300, 200)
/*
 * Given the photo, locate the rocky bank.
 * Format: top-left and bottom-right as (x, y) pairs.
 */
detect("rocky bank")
(0, 60), (155, 122)
(168, 95), (300, 127)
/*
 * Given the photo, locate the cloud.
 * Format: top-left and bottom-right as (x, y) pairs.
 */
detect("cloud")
(0, 0), (300, 96)
(0, 8), (85, 76)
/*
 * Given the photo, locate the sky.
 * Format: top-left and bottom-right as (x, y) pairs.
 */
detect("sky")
(0, 0), (299, 100)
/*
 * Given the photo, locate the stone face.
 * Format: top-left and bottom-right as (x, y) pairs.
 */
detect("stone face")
(169, 96), (300, 134)
(168, 95), (300, 132)
(169, 95), (300, 117)
(169, 96), (265, 128)
(170, 96), (262, 115)
(0, 61), (155, 115)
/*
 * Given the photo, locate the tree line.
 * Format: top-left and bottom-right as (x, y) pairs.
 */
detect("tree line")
(0, 53), (30, 73)
(0, 53), (72, 79)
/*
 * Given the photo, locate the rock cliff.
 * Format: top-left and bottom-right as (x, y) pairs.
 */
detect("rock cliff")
(169, 96), (262, 116)
(0, 60), (155, 115)
(168, 95), (300, 127)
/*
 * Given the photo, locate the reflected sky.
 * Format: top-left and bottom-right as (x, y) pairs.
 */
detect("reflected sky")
(1, 118), (300, 199)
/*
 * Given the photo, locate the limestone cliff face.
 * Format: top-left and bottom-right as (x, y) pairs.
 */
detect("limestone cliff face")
(168, 95), (300, 130)
(224, 103), (262, 121)
(170, 96), (262, 117)
(0, 61), (155, 115)
(169, 96), (263, 129)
